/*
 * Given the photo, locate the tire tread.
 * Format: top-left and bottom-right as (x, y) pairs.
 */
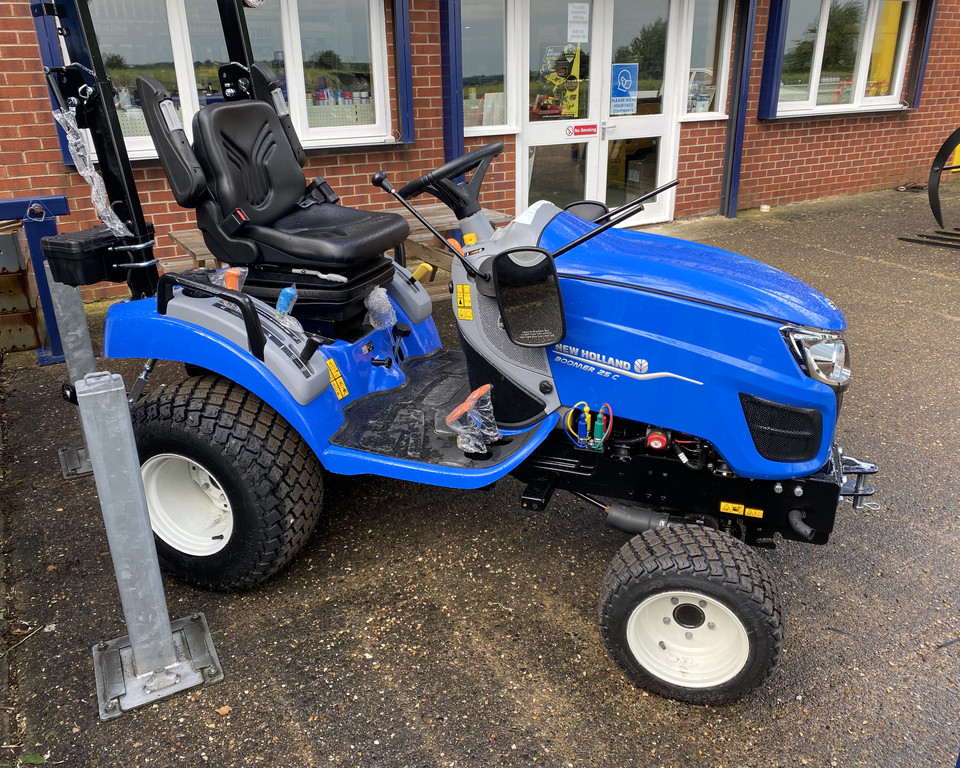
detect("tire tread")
(599, 526), (783, 704)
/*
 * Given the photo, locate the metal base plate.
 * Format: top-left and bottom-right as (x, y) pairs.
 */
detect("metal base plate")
(58, 445), (92, 479)
(93, 613), (223, 720)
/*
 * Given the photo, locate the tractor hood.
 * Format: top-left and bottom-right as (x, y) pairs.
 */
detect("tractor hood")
(537, 210), (845, 331)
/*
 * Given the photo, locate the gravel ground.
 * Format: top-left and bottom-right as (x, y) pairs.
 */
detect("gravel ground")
(0, 184), (958, 767)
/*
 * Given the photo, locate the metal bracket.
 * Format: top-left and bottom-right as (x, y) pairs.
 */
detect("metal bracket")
(93, 613), (223, 720)
(57, 445), (92, 479)
(839, 454), (878, 510)
(31, 2), (64, 18)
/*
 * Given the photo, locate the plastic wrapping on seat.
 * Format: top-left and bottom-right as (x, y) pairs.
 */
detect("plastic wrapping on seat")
(53, 109), (132, 239)
(364, 286), (397, 330)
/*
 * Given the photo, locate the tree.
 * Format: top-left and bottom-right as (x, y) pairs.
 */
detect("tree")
(614, 18), (666, 81)
(783, 0), (863, 78)
(308, 49), (343, 71)
(104, 53), (127, 71)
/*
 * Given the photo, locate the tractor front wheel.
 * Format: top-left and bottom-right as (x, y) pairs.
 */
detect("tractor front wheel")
(599, 525), (783, 704)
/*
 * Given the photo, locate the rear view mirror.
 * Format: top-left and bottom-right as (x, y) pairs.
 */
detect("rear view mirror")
(492, 248), (565, 347)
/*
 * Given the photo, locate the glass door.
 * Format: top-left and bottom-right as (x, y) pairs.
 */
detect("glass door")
(524, 0), (601, 209)
(599, 0), (678, 223)
(520, 0), (681, 224)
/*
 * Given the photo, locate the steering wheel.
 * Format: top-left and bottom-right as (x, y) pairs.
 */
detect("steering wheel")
(398, 141), (504, 220)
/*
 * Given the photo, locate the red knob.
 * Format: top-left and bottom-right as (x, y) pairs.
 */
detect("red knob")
(646, 430), (668, 450)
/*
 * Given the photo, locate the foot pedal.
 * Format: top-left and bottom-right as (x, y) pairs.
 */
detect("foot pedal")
(521, 477), (555, 511)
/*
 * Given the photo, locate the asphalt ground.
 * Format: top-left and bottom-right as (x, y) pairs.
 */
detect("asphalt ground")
(0, 183), (958, 767)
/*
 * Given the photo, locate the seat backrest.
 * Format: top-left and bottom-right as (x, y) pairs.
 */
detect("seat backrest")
(192, 100), (306, 226)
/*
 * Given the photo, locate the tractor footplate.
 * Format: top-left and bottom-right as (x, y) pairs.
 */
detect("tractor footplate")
(330, 349), (540, 468)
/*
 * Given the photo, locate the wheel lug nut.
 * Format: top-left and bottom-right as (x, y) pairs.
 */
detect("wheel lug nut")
(663, 617), (670, 624)
(708, 622), (716, 630)
(685, 632), (693, 640)
(670, 597), (679, 605)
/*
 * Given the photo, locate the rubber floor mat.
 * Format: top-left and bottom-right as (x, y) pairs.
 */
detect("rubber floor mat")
(330, 349), (536, 468)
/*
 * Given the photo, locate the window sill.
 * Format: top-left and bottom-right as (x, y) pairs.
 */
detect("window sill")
(762, 102), (911, 122)
(678, 112), (729, 124)
(465, 124), (520, 138)
(125, 133), (401, 164)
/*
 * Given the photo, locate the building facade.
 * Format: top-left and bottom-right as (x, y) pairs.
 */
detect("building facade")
(0, 0), (957, 299)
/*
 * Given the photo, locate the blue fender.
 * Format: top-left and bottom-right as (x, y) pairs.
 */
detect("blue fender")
(104, 297), (348, 458)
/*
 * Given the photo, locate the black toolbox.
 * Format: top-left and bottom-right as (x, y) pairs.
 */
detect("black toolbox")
(41, 223), (155, 286)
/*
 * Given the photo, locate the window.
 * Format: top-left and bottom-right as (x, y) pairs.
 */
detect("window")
(684, 0), (732, 115)
(462, 0), (516, 132)
(760, 0), (925, 117)
(84, 0), (396, 159)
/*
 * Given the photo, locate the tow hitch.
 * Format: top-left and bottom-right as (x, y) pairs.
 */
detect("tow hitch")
(839, 453), (879, 509)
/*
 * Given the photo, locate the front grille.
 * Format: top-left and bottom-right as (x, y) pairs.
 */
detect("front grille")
(739, 393), (822, 463)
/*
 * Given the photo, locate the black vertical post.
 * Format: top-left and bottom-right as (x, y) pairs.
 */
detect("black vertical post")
(217, 0), (256, 67)
(54, 1), (159, 298)
(719, 0), (758, 219)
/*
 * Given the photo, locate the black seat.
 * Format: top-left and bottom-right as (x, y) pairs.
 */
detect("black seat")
(191, 100), (409, 271)
(136, 68), (409, 327)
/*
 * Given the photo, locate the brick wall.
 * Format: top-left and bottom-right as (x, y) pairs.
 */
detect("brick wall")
(735, 0), (960, 210)
(0, 0), (516, 302)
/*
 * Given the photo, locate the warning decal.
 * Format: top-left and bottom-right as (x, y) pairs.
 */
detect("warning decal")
(457, 284), (474, 321)
(325, 358), (349, 400)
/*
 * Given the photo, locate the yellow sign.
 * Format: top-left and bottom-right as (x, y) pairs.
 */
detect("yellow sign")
(720, 502), (744, 516)
(720, 502), (764, 519)
(456, 284), (473, 321)
(463, 232), (478, 246)
(325, 358), (349, 400)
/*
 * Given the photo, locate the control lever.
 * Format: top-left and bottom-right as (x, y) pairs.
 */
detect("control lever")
(371, 171), (487, 281)
(299, 332), (333, 364)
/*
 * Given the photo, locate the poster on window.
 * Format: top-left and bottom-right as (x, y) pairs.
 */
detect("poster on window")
(610, 63), (638, 116)
(567, 3), (589, 43)
(533, 44), (582, 119)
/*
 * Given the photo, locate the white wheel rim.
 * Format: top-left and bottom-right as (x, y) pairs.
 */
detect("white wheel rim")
(141, 453), (234, 556)
(625, 590), (750, 689)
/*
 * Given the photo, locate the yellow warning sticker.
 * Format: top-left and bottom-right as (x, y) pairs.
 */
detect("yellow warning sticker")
(456, 284), (474, 320)
(745, 507), (764, 518)
(720, 502), (745, 516)
(325, 358), (349, 400)
(463, 232), (478, 246)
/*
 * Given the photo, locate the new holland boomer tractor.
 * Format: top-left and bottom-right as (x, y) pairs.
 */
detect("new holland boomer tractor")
(37, 0), (876, 704)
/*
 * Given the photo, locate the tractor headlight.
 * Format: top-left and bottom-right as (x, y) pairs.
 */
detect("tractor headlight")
(782, 327), (851, 389)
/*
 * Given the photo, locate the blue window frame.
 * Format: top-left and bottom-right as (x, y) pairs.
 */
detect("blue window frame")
(758, 0), (936, 119)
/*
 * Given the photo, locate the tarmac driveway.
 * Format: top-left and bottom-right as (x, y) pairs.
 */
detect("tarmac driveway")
(0, 184), (958, 767)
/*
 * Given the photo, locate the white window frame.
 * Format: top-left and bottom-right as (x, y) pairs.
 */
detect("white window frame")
(676, 0), (735, 123)
(98, 0), (393, 161)
(775, 0), (917, 117)
(463, 0), (522, 137)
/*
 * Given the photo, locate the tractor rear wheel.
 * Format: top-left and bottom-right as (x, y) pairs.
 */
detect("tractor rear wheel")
(133, 375), (323, 590)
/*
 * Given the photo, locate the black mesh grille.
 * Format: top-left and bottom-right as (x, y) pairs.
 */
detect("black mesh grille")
(740, 394), (822, 463)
